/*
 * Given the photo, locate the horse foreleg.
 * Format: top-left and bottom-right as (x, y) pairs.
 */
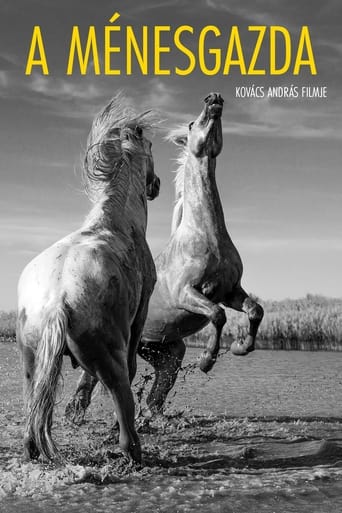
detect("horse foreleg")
(177, 284), (226, 372)
(65, 372), (98, 425)
(138, 339), (186, 415)
(225, 286), (264, 355)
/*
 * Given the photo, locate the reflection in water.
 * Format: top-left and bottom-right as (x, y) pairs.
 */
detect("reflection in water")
(0, 345), (342, 512)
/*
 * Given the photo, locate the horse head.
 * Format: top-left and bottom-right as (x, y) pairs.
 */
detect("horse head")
(187, 92), (224, 159)
(127, 124), (160, 201)
(83, 95), (161, 202)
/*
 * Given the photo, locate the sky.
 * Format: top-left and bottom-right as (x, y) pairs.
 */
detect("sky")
(0, 0), (341, 309)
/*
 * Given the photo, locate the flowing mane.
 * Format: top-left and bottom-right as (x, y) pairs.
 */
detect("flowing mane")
(166, 125), (189, 233)
(84, 92), (159, 202)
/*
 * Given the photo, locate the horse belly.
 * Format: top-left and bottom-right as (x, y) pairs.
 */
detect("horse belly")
(142, 289), (208, 343)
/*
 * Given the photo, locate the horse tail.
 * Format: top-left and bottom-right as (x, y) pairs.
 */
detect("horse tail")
(27, 303), (68, 460)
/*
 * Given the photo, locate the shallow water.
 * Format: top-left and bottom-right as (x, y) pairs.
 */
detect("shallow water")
(1, 343), (342, 512)
(166, 348), (342, 417)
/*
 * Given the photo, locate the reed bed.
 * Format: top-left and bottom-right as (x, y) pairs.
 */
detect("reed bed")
(188, 295), (342, 351)
(0, 310), (16, 342)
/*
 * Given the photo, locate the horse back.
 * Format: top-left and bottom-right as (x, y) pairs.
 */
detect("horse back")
(18, 229), (155, 346)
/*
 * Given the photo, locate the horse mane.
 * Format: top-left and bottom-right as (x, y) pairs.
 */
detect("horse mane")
(83, 92), (159, 202)
(165, 125), (189, 233)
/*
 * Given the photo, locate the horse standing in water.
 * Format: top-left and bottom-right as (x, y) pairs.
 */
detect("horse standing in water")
(66, 92), (263, 422)
(16, 94), (160, 462)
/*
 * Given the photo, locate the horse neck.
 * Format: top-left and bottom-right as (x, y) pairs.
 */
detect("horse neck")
(83, 161), (148, 235)
(181, 154), (228, 236)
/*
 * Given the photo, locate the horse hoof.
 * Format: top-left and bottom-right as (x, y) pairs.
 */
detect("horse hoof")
(230, 341), (255, 356)
(23, 438), (40, 461)
(65, 399), (86, 425)
(199, 350), (216, 373)
(124, 443), (142, 464)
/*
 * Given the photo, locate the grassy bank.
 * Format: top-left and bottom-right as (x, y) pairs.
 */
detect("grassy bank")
(1, 295), (342, 349)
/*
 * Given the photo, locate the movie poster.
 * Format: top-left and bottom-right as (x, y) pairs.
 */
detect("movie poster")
(1, 0), (341, 511)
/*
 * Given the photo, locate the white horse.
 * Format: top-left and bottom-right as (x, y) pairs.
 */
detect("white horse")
(16, 94), (160, 463)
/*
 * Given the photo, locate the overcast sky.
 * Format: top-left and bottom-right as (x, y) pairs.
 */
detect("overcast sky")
(0, 0), (341, 309)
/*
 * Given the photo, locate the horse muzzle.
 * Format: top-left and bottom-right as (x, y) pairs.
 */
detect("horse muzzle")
(205, 92), (224, 119)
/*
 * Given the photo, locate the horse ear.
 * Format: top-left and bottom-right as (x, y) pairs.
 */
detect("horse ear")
(166, 126), (188, 147)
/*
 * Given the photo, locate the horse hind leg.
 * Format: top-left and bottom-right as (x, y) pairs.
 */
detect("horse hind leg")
(138, 338), (186, 416)
(225, 286), (264, 355)
(65, 298), (149, 427)
(64, 341), (139, 427)
(99, 361), (141, 462)
(68, 332), (141, 463)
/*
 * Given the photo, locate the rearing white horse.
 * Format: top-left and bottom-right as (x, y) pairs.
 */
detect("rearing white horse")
(16, 94), (160, 463)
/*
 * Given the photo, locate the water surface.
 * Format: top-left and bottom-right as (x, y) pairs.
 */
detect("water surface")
(1, 344), (341, 512)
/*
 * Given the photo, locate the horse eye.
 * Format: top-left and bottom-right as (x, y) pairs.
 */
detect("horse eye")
(188, 122), (194, 131)
(135, 126), (143, 137)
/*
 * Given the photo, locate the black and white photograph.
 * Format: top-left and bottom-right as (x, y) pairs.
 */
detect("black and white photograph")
(0, 1), (341, 511)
